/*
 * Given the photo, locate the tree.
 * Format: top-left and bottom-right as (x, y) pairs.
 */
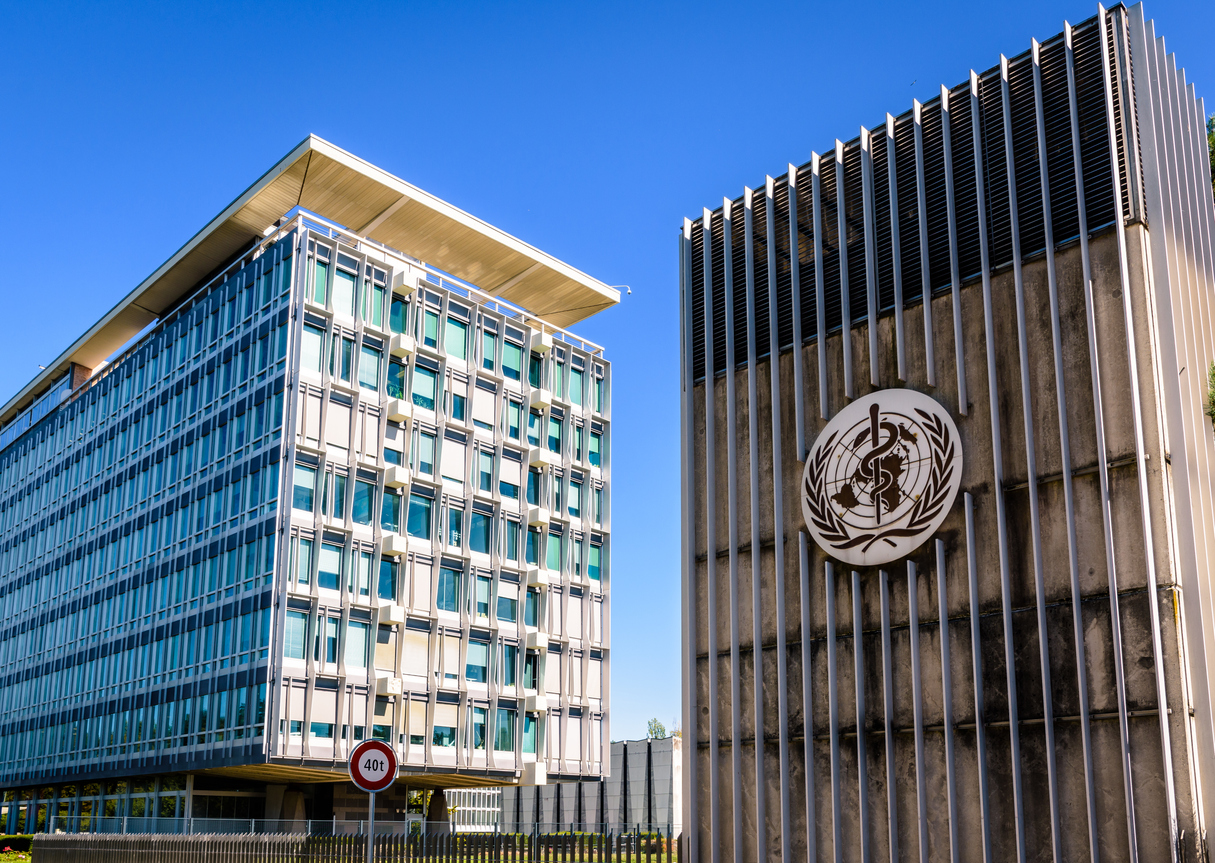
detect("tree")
(646, 718), (666, 739)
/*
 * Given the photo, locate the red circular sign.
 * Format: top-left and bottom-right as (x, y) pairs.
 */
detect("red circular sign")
(349, 739), (398, 793)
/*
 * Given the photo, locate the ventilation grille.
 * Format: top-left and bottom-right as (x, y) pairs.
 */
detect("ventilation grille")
(980, 72), (1013, 270)
(1008, 55), (1045, 258)
(690, 225), (705, 376)
(820, 163), (843, 331)
(795, 165), (818, 339)
(710, 211), (727, 373)
(752, 193), (771, 360)
(773, 180), (795, 350)
(922, 103), (951, 292)
(950, 84), (982, 282)
(1040, 38), (1080, 244)
(843, 145), (868, 323)
(894, 115), (921, 304)
(731, 198), (748, 368)
(1075, 19), (1117, 231)
(872, 132), (895, 310)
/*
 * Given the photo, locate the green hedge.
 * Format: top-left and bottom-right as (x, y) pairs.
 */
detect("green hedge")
(0, 837), (32, 853)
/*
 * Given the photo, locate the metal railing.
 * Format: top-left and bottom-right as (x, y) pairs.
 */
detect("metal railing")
(30, 816), (677, 837)
(33, 827), (685, 863)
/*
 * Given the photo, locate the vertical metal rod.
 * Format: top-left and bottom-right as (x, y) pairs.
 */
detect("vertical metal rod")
(367, 791), (375, 863)
(678, 219), (698, 863)
(851, 569), (870, 863)
(964, 494), (993, 863)
(1030, 36), (1099, 863)
(861, 128), (880, 387)
(879, 570), (898, 863)
(940, 85), (968, 415)
(700, 209), (720, 863)
(765, 176), (793, 863)
(836, 141), (854, 400)
(887, 114), (907, 382)
(1099, 7), (1179, 855)
(788, 167), (808, 461)
(970, 66), (1027, 863)
(799, 533), (817, 863)
(935, 540), (958, 863)
(908, 560), (928, 863)
(912, 101), (936, 386)
(825, 561), (843, 863)
(812, 154), (829, 420)
(743, 186), (767, 863)
(722, 197), (745, 863)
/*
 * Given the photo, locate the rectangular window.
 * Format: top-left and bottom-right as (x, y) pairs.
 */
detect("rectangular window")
(451, 393), (466, 422)
(527, 412), (541, 447)
(284, 612), (307, 660)
(526, 470), (541, 506)
(546, 532), (561, 572)
(345, 621), (369, 667)
(476, 576), (491, 618)
(370, 283), (386, 328)
(318, 543), (342, 590)
(313, 259), (329, 305)
(466, 641), (488, 682)
(525, 589), (539, 627)
(448, 507), (463, 548)
(358, 346), (381, 392)
(494, 709), (515, 751)
(497, 592), (517, 623)
(523, 650), (538, 687)
(589, 432), (602, 467)
(472, 707), (487, 749)
(301, 325), (324, 373)
(502, 342), (522, 381)
(548, 417), (562, 453)
(528, 354), (543, 388)
(412, 367), (437, 411)
(589, 544), (601, 581)
(505, 522), (519, 561)
(437, 567), (459, 613)
(331, 337), (354, 383)
(407, 494), (432, 540)
(574, 426), (583, 462)
(445, 318), (468, 361)
(390, 297), (408, 334)
(381, 490), (401, 534)
(525, 528), (540, 565)
(570, 368), (584, 407)
(423, 310), (439, 349)
(378, 559), (397, 601)
(507, 401), (521, 440)
(418, 432), (436, 476)
(478, 451), (494, 493)
(470, 512), (490, 554)
(481, 330), (495, 371)
(333, 270), (357, 317)
(569, 481), (581, 518)
(387, 361), (406, 400)
(293, 466), (317, 512)
(523, 714), (537, 754)
(503, 644), (518, 686)
(330, 474), (348, 520)
(594, 487), (603, 525)
(322, 617), (339, 663)
(500, 480), (519, 500)
(296, 538), (313, 586)
(352, 480), (375, 526)
(310, 722), (335, 739)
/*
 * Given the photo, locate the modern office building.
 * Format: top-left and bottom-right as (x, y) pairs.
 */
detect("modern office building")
(681, 4), (1215, 862)
(0, 136), (615, 832)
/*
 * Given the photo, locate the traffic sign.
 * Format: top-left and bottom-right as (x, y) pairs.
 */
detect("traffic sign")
(349, 739), (397, 794)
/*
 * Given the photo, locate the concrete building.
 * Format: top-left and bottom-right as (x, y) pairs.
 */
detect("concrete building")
(0, 136), (615, 832)
(499, 736), (682, 833)
(680, 4), (1215, 862)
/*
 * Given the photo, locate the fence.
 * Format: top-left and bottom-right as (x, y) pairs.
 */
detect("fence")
(32, 829), (685, 863)
(28, 818), (677, 836)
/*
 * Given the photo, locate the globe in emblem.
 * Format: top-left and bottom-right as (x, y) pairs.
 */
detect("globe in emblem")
(801, 389), (963, 567)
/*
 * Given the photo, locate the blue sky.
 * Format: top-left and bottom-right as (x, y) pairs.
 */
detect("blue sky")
(1, 0), (1210, 742)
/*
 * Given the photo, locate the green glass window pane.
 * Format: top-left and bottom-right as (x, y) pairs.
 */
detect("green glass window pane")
(381, 491), (401, 533)
(301, 326), (324, 373)
(502, 342), (522, 380)
(525, 592), (538, 627)
(445, 318), (468, 361)
(547, 417), (562, 453)
(352, 480), (375, 526)
(345, 621), (368, 667)
(424, 310), (439, 348)
(528, 354), (542, 388)
(507, 402), (521, 439)
(297, 538), (313, 585)
(523, 714), (536, 754)
(313, 260), (328, 305)
(570, 368), (584, 407)
(472, 707), (487, 749)
(372, 285), (385, 327)
(437, 567), (459, 612)
(333, 270), (357, 317)
(285, 612), (307, 659)
(503, 645), (517, 686)
(378, 559), (397, 601)
(358, 346), (381, 392)
(293, 466), (316, 512)
(418, 432), (436, 475)
(589, 545), (601, 581)
(407, 495), (432, 539)
(448, 507), (462, 547)
(318, 543), (342, 590)
(546, 532), (561, 572)
(390, 298), (408, 334)
(466, 641), (488, 682)
(527, 412), (541, 447)
(482, 331), (496, 371)
(479, 452), (494, 492)
(497, 594), (517, 623)
(470, 513), (490, 554)
(505, 523), (519, 560)
(589, 432), (601, 467)
(569, 481), (581, 518)
(412, 367), (437, 411)
(388, 362), (406, 400)
(553, 362), (564, 398)
(494, 709), (515, 751)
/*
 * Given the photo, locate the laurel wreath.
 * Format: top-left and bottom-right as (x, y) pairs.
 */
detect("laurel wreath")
(803, 408), (956, 554)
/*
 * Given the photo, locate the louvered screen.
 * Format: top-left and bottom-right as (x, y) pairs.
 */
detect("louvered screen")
(820, 164), (843, 331)
(922, 103), (951, 292)
(752, 193), (771, 360)
(894, 115), (921, 304)
(1106, 12), (1133, 222)
(980, 71), (1014, 270)
(710, 211), (727, 374)
(1074, 19), (1117, 231)
(871, 132), (895, 309)
(731, 197), (748, 368)
(1009, 54), (1046, 258)
(690, 221), (706, 382)
(1040, 38), (1080, 244)
(795, 164), (818, 341)
(843, 145), (868, 322)
(950, 83), (982, 282)
(773, 180), (795, 349)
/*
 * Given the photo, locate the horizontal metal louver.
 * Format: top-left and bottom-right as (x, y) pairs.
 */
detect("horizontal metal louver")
(843, 145), (868, 323)
(950, 82), (982, 283)
(1074, 19), (1117, 232)
(730, 197), (748, 368)
(894, 114), (921, 304)
(980, 71), (1014, 270)
(922, 102), (952, 292)
(690, 221), (706, 382)
(1106, 9), (1141, 223)
(795, 166), (818, 341)
(752, 192), (771, 360)
(710, 211), (727, 374)
(871, 132), (895, 310)
(773, 180), (795, 350)
(1040, 38), (1080, 245)
(819, 162), (843, 331)
(1009, 54), (1046, 259)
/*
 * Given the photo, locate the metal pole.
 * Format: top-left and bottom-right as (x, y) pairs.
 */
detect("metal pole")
(367, 791), (375, 863)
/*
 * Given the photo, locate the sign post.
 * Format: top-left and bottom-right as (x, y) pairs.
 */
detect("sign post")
(349, 739), (398, 863)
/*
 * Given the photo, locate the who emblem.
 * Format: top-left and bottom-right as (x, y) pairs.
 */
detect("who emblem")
(801, 389), (963, 567)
